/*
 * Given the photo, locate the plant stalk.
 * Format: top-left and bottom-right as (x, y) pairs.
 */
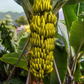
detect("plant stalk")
(77, 51), (84, 61)
(26, 68), (30, 84)
(53, 59), (62, 84)
(72, 39), (84, 74)
(77, 3), (80, 16)
(6, 36), (30, 84)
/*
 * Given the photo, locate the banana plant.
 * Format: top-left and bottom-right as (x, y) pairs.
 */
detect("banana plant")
(0, 0), (84, 84)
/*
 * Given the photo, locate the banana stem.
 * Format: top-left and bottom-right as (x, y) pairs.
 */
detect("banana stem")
(26, 68), (30, 84)
(53, 59), (62, 84)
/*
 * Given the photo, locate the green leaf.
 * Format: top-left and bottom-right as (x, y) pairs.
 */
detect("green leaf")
(52, 0), (68, 14)
(70, 21), (84, 53)
(18, 31), (31, 53)
(0, 50), (28, 71)
(78, 2), (84, 21)
(14, 0), (33, 22)
(55, 39), (65, 49)
(58, 20), (69, 49)
(5, 25), (16, 38)
(29, 0), (34, 6)
(5, 25), (15, 30)
(3, 78), (24, 84)
(81, 59), (84, 70)
(50, 40), (68, 84)
(79, 2), (84, 14)
(43, 74), (50, 84)
(74, 63), (82, 83)
(66, 0), (84, 4)
(63, 4), (78, 32)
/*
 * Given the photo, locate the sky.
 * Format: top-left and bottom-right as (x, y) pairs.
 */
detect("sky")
(0, 0), (62, 13)
(0, 0), (24, 13)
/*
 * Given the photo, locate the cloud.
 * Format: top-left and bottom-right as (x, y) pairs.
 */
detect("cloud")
(0, 0), (23, 13)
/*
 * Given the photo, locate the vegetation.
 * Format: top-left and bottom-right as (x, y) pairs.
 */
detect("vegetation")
(0, 12), (25, 24)
(15, 16), (28, 26)
(0, 15), (29, 84)
(0, 0), (84, 84)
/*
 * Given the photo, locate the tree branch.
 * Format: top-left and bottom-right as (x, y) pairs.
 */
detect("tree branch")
(6, 36), (31, 84)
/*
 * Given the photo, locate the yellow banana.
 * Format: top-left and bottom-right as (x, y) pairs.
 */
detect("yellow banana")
(44, 53), (46, 59)
(47, 3), (49, 11)
(42, 75), (44, 78)
(36, 74), (39, 78)
(51, 55), (54, 61)
(30, 0), (56, 78)
(46, 68), (53, 73)
(46, 30), (48, 38)
(49, 5), (52, 11)
(36, 5), (38, 13)
(44, 12), (47, 22)
(41, 44), (44, 49)
(48, 15), (51, 22)
(39, 48), (41, 53)
(43, 1), (45, 11)
(39, 74), (41, 78)
(39, 64), (42, 69)
(42, 59), (44, 65)
(39, 70), (42, 74)
(35, 47), (37, 52)
(41, 52), (43, 58)
(41, 4), (43, 12)
(37, 16), (40, 26)
(31, 51), (34, 56)
(45, 2), (48, 11)
(41, 23), (45, 29)
(38, 28), (41, 35)
(38, 52), (40, 58)
(43, 30), (45, 37)
(43, 49), (45, 54)
(37, 58), (39, 64)
(47, 65), (49, 70)
(41, 36), (44, 40)
(35, 59), (37, 64)
(51, 62), (53, 67)
(37, 40), (39, 46)
(43, 64), (46, 70)
(42, 70), (44, 75)
(34, 73), (37, 77)
(35, 52), (37, 58)
(41, 16), (45, 25)
(36, 64), (39, 70)
(41, 40), (43, 45)
(39, 58), (42, 64)
(47, 50), (49, 54)
(39, 40), (41, 47)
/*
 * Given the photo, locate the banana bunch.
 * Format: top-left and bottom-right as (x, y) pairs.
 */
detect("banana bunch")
(30, 47), (54, 78)
(30, 0), (57, 78)
(33, 0), (52, 13)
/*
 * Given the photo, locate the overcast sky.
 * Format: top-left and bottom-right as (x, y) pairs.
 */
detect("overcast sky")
(0, 0), (24, 13)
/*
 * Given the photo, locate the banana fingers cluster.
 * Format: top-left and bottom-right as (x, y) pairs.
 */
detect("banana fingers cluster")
(33, 0), (52, 13)
(30, 0), (57, 78)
